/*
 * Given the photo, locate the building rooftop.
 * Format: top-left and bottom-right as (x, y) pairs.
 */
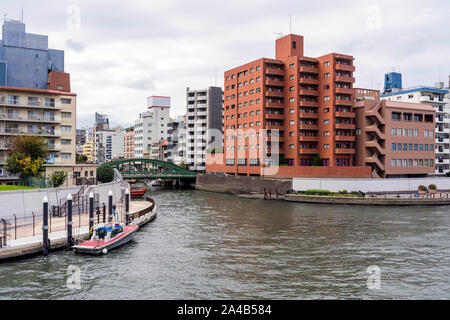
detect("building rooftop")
(381, 86), (449, 98)
(384, 100), (435, 112)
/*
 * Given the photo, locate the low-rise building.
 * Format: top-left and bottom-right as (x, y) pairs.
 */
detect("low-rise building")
(355, 90), (436, 178)
(380, 73), (450, 175)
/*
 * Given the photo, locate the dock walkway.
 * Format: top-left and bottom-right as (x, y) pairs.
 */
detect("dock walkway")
(0, 199), (156, 261)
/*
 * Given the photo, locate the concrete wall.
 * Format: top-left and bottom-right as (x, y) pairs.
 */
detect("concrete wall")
(196, 173), (292, 194)
(293, 177), (450, 193)
(0, 181), (127, 219)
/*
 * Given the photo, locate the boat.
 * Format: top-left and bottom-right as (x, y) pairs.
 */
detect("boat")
(130, 186), (146, 197)
(151, 180), (161, 187)
(73, 223), (138, 255)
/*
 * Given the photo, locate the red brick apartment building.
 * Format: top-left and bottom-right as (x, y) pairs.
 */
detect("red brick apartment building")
(355, 89), (436, 178)
(207, 34), (371, 178)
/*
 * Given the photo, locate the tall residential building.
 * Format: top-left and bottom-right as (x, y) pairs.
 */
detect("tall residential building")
(95, 126), (124, 164)
(124, 126), (135, 159)
(186, 87), (223, 171)
(218, 34), (356, 176)
(381, 74), (450, 175)
(355, 89), (436, 178)
(0, 20), (66, 89)
(0, 20), (76, 177)
(0, 87), (77, 168)
(134, 96), (170, 158)
(167, 115), (186, 165)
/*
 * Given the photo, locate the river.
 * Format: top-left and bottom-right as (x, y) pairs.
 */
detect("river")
(0, 189), (449, 299)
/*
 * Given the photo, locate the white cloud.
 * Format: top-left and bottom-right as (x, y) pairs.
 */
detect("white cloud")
(1, 0), (449, 128)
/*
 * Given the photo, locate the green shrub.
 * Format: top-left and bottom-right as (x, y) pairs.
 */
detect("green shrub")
(418, 185), (428, 192)
(50, 171), (67, 187)
(97, 165), (115, 183)
(351, 191), (359, 195)
(305, 189), (332, 196)
(340, 190), (348, 194)
(428, 184), (437, 191)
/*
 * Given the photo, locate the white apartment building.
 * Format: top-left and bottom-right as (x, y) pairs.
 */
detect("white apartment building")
(95, 126), (124, 164)
(186, 87), (223, 171)
(381, 82), (450, 175)
(134, 96), (170, 159)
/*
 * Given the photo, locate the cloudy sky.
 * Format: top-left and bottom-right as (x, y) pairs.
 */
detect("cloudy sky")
(1, 0), (449, 128)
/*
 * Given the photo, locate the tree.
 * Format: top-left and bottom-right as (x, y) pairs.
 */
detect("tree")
(312, 154), (322, 167)
(50, 171), (67, 187)
(97, 165), (115, 183)
(77, 154), (88, 164)
(6, 136), (49, 180)
(8, 136), (49, 160)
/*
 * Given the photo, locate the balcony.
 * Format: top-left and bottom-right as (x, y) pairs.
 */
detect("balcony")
(335, 135), (355, 142)
(299, 136), (319, 142)
(265, 79), (284, 87)
(436, 149), (450, 154)
(299, 77), (319, 85)
(48, 144), (61, 151)
(266, 124), (284, 131)
(437, 159), (450, 165)
(335, 123), (355, 130)
(299, 100), (319, 107)
(335, 148), (355, 154)
(437, 139), (450, 145)
(299, 66), (319, 74)
(42, 116), (62, 123)
(299, 148), (318, 154)
(299, 89), (319, 96)
(299, 112), (319, 119)
(335, 99), (354, 106)
(335, 64), (355, 72)
(265, 102), (284, 108)
(335, 76), (355, 83)
(436, 127), (450, 134)
(419, 96), (433, 103)
(265, 90), (284, 98)
(42, 129), (61, 137)
(299, 124), (319, 130)
(335, 111), (355, 118)
(335, 87), (355, 95)
(265, 68), (284, 76)
(265, 113), (284, 120)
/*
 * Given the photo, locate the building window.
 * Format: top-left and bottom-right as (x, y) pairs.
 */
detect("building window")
(324, 61), (330, 67)
(289, 64), (295, 69)
(61, 98), (72, 104)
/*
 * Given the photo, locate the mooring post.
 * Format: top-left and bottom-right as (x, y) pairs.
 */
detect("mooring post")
(103, 203), (106, 223)
(108, 190), (113, 222)
(43, 196), (49, 256)
(89, 192), (94, 235)
(125, 188), (130, 225)
(67, 194), (73, 248)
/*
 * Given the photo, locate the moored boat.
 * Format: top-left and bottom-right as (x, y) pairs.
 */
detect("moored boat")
(130, 187), (146, 197)
(73, 223), (138, 255)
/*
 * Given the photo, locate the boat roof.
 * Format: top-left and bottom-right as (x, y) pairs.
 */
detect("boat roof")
(95, 224), (122, 232)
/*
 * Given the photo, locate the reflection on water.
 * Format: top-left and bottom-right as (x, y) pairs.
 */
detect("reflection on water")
(0, 190), (449, 300)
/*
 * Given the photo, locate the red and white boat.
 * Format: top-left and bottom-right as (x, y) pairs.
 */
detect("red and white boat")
(73, 223), (138, 255)
(130, 187), (146, 197)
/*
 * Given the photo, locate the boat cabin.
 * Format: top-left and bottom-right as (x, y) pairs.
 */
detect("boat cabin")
(92, 224), (124, 241)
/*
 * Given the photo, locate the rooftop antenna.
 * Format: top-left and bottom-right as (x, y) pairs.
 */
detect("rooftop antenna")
(214, 66), (217, 87)
(289, 13), (292, 34)
(3, 13), (7, 22)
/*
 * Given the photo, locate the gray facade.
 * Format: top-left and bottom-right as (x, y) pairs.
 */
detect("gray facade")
(186, 86), (223, 171)
(0, 20), (64, 89)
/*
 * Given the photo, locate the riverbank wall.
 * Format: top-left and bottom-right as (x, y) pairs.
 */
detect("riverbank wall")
(195, 173), (292, 194)
(293, 177), (450, 193)
(0, 181), (126, 219)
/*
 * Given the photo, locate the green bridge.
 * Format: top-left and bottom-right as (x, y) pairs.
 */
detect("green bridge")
(105, 159), (198, 180)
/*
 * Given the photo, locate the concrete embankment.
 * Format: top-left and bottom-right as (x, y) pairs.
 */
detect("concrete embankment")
(284, 194), (450, 206)
(0, 198), (156, 262)
(195, 173), (292, 195)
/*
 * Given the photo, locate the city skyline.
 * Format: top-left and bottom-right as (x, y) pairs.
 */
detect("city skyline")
(1, 0), (449, 129)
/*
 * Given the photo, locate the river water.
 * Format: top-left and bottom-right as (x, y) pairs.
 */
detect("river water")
(0, 189), (449, 300)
